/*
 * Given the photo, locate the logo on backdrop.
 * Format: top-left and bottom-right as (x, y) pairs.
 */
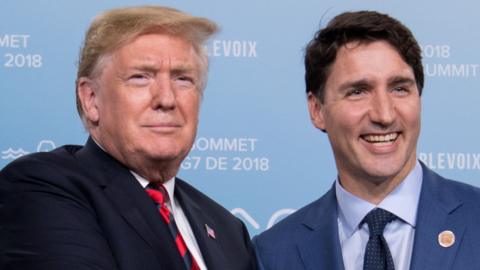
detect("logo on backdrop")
(1, 148), (29, 160)
(419, 152), (480, 170)
(231, 208), (260, 229)
(1, 34), (43, 69)
(181, 137), (270, 172)
(1, 140), (56, 160)
(231, 207), (297, 231)
(206, 40), (258, 58)
(421, 44), (479, 78)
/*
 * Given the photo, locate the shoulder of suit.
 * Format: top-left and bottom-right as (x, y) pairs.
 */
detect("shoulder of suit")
(436, 175), (480, 204)
(0, 144), (87, 189)
(2, 144), (82, 171)
(253, 190), (333, 245)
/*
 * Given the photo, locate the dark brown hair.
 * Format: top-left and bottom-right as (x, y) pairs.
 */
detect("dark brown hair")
(305, 11), (423, 102)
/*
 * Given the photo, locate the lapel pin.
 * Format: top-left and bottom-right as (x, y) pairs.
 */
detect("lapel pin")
(438, 230), (455, 248)
(205, 224), (216, 239)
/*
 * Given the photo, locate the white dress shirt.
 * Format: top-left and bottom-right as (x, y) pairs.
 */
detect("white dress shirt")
(132, 171), (208, 270)
(335, 161), (423, 270)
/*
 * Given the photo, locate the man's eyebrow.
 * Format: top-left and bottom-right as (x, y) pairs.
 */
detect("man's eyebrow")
(127, 64), (158, 73)
(338, 78), (373, 91)
(170, 63), (196, 73)
(125, 62), (197, 74)
(388, 76), (416, 86)
(123, 59), (159, 72)
(336, 76), (416, 91)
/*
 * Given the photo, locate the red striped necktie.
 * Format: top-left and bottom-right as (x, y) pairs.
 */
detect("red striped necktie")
(146, 183), (200, 270)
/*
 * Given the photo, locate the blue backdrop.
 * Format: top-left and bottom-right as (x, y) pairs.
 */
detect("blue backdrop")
(1, 0), (479, 235)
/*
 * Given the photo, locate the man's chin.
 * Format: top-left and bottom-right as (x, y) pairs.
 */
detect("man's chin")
(148, 152), (185, 163)
(360, 163), (408, 185)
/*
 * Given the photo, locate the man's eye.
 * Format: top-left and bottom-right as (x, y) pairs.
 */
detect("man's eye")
(174, 76), (195, 88)
(392, 86), (409, 95)
(128, 74), (149, 85)
(130, 74), (147, 80)
(347, 88), (365, 97)
(178, 76), (193, 82)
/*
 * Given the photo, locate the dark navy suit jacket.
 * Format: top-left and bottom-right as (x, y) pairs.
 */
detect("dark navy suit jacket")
(0, 138), (257, 270)
(253, 162), (480, 270)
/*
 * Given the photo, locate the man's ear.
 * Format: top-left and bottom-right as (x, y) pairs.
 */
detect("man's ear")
(307, 93), (326, 132)
(77, 77), (100, 124)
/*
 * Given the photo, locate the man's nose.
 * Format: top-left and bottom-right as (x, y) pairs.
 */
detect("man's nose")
(368, 90), (396, 127)
(151, 76), (176, 110)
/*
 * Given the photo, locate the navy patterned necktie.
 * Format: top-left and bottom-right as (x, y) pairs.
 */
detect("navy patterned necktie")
(146, 183), (200, 270)
(362, 208), (397, 270)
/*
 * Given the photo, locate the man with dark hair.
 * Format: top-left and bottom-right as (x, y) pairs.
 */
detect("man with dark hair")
(253, 11), (480, 270)
(0, 6), (257, 270)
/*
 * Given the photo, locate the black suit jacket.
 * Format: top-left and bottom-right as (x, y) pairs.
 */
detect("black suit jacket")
(0, 138), (257, 270)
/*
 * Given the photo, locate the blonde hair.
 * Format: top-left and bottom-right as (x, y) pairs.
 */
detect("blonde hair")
(75, 6), (218, 121)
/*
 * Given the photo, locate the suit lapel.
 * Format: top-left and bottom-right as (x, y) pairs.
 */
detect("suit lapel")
(76, 138), (184, 269)
(102, 174), (179, 255)
(410, 163), (465, 270)
(175, 179), (228, 270)
(297, 186), (345, 270)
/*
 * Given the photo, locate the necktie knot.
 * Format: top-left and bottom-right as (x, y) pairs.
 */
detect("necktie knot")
(145, 182), (169, 205)
(362, 208), (397, 236)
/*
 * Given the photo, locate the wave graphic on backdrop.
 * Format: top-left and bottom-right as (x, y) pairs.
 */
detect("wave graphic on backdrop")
(267, 208), (296, 229)
(231, 208), (298, 230)
(1, 148), (29, 160)
(231, 208), (260, 229)
(36, 140), (56, 152)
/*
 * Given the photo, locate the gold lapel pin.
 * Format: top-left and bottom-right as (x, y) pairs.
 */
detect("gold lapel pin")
(438, 230), (455, 248)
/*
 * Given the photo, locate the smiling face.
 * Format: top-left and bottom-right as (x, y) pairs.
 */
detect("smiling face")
(78, 33), (202, 181)
(308, 40), (421, 202)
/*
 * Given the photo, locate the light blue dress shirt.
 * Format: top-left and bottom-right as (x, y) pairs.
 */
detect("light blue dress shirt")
(336, 161), (423, 270)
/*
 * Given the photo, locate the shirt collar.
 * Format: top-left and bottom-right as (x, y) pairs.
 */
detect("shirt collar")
(335, 160), (423, 238)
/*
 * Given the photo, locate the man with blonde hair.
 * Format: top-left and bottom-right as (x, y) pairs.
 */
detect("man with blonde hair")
(0, 6), (257, 270)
